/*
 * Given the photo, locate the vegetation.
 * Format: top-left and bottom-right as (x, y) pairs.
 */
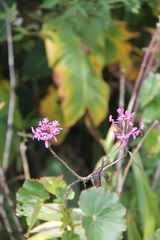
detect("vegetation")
(0, 0), (160, 239)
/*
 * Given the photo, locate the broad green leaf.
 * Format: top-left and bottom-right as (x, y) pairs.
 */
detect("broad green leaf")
(141, 73), (160, 107)
(16, 179), (49, 229)
(41, 28), (110, 127)
(39, 176), (74, 201)
(127, 216), (142, 240)
(132, 154), (160, 239)
(79, 188), (126, 240)
(39, 86), (66, 144)
(105, 21), (138, 79)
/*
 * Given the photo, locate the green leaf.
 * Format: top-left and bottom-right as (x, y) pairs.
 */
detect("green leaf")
(16, 179), (49, 229)
(0, 4), (18, 21)
(132, 154), (160, 239)
(141, 73), (160, 107)
(79, 188), (126, 240)
(62, 231), (80, 240)
(38, 203), (63, 222)
(42, 28), (110, 127)
(127, 216), (142, 240)
(39, 176), (74, 201)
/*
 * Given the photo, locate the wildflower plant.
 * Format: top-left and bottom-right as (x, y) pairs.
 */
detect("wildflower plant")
(109, 108), (144, 146)
(31, 118), (63, 148)
(15, 20), (160, 240)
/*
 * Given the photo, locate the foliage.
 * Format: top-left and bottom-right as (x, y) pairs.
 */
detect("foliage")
(0, 0), (160, 240)
(16, 177), (126, 240)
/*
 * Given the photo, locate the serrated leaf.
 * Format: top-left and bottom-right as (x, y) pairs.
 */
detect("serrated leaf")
(16, 179), (49, 229)
(132, 154), (160, 239)
(79, 188), (126, 240)
(141, 73), (160, 107)
(41, 28), (110, 127)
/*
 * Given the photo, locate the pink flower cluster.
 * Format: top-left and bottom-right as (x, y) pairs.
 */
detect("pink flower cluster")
(109, 108), (143, 146)
(31, 118), (63, 148)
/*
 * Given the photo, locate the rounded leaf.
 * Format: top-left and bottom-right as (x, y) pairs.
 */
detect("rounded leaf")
(79, 188), (126, 240)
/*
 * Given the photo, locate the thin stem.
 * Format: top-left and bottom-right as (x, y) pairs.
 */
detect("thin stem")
(0, 195), (15, 240)
(152, 159), (160, 191)
(48, 146), (83, 180)
(121, 120), (159, 191)
(103, 154), (127, 171)
(20, 142), (30, 179)
(2, 2), (16, 171)
(116, 69), (126, 193)
(0, 168), (24, 240)
(127, 23), (160, 114)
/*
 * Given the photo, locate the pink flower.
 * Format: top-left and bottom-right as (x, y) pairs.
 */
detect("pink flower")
(109, 108), (143, 146)
(31, 118), (63, 148)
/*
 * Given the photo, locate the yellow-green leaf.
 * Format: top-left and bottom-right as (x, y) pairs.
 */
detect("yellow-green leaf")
(41, 28), (110, 127)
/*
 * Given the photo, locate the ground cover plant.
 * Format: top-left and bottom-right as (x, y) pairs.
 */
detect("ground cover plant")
(1, 0), (160, 239)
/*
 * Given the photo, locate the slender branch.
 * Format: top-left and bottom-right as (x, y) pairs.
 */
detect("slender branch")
(152, 160), (160, 191)
(116, 69), (126, 193)
(121, 120), (159, 191)
(127, 23), (160, 114)
(48, 146), (83, 180)
(2, 2), (16, 171)
(0, 168), (24, 240)
(20, 142), (30, 179)
(119, 68), (125, 108)
(0, 195), (15, 240)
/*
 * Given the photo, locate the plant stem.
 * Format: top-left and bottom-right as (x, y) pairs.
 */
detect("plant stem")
(2, 2), (16, 171)
(48, 146), (83, 181)
(121, 120), (159, 192)
(20, 142), (30, 179)
(127, 23), (160, 114)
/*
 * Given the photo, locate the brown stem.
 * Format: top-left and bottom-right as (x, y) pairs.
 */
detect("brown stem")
(20, 142), (30, 179)
(127, 23), (160, 114)
(48, 146), (83, 181)
(121, 120), (159, 192)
